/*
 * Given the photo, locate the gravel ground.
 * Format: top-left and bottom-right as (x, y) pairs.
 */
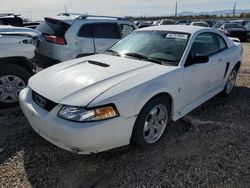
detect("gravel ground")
(0, 43), (250, 188)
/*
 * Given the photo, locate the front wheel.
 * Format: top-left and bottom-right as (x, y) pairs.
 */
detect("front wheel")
(131, 96), (170, 148)
(0, 64), (31, 108)
(220, 68), (237, 96)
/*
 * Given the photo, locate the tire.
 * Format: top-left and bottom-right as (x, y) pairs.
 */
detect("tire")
(0, 64), (31, 108)
(220, 68), (238, 97)
(131, 96), (171, 149)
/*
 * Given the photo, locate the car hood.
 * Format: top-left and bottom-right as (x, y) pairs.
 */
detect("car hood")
(29, 54), (165, 106)
(0, 25), (41, 37)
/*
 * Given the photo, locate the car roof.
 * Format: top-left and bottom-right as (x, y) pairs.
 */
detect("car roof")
(0, 13), (21, 19)
(45, 13), (126, 25)
(138, 25), (211, 35)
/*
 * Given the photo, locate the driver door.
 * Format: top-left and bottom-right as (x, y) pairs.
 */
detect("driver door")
(180, 32), (227, 115)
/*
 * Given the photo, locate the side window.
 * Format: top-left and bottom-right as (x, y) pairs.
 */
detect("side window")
(120, 24), (134, 37)
(79, 24), (93, 38)
(190, 33), (219, 56)
(216, 34), (227, 51)
(93, 23), (120, 39)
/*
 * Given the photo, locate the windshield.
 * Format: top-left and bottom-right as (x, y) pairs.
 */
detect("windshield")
(108, 30), (190, 65)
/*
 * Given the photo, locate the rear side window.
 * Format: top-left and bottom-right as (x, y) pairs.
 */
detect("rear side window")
(120, 24), (134, 37)
(190, 33), (219, 56)
(79, 23), (121, 39)
(79, 24), (93, 37)
(36, 18), (70, 37)
(93, 23), (120, 39)
(216, 34), (227, 50)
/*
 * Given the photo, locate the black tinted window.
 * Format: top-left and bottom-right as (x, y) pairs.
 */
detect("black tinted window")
(36, 18), (70, 37)
(190, 33), (219, 56)
(216, 34), (227, 50)
(79, 24), (93, 37)
(93, 23), (120, 39)
(0, 17), (23, 26)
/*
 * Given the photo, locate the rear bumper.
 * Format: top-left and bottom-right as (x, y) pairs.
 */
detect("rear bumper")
(33, 52), (60, 67)
(19, 88), (136, 154)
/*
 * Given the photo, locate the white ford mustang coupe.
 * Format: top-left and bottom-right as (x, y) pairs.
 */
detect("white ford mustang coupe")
(19, 25), (242, 154)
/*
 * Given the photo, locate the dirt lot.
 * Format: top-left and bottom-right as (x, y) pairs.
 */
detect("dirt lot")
(0, 43), (250, 188)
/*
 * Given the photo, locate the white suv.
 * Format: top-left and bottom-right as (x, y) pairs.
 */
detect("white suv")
(35, 13), (137, 63)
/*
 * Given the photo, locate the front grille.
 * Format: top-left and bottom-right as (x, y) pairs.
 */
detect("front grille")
(32, 90), (57, 111)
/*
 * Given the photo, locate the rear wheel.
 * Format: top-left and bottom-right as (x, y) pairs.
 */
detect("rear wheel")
(220, 68), (237, 96)
(0, 64), (31, 108)
(131, 96), (171, 148)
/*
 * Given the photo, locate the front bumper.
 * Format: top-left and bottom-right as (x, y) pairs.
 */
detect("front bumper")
(19, 88), (136, 154)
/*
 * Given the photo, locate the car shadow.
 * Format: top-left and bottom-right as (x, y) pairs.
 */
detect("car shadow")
(1, 85), (250, 187)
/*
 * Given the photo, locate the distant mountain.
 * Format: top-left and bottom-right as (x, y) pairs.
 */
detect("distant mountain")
(177, 9), (250, 16)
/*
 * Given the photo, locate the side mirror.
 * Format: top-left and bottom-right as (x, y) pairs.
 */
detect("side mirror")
(192, 54), (209, 64)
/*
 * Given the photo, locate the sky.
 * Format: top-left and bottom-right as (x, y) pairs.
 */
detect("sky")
(0, 0), (250, 21)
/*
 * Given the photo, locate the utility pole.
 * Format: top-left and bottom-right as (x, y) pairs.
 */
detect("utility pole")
(233, 1), (237, 17)
(175, 2), (178, 18)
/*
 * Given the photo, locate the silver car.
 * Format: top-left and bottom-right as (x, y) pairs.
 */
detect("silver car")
(35, 13), (137, 63)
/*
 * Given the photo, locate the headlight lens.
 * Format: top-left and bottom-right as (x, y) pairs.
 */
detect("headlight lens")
(58, 105), (119, 122)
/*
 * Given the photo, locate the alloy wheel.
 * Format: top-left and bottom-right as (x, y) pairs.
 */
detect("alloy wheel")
(143, 104), (168, 144)
(0, 75), (26, 103)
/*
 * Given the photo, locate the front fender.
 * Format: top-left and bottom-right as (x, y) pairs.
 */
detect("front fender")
(88, 80), (178, 119)
(132, 81), (176, 118)
(88, 66), (182, 119)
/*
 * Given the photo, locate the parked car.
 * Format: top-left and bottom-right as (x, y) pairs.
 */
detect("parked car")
(152, 20), (161, 26)
(176, 20), (190, 25)
(212, 23), (224, 30)
(20, 25), (242, 154)
(0, 13), (23, 27)
(244, 22), (250, 39)
(136, 21), (152, 28)
(0, 13), (40, 29)
(35, 13), (137, 63)
(0, 26), (40, 108)
(159, 19), (175, 25)
(190, 21), (210, 27)
(204, 20), (215, 27)
(219, 23), (248, 42)
(230, 20), (249, 27)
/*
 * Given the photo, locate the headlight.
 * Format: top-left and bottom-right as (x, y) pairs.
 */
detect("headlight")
(58, 104), (119, 122)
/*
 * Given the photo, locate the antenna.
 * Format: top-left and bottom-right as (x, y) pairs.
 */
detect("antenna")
(233, 1), (237, 17)
(64, 0), (68, 13)
(175, 2), (178, 18)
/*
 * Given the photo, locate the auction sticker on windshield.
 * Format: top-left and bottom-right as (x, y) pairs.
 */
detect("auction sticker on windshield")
(166, 33), (188, 39)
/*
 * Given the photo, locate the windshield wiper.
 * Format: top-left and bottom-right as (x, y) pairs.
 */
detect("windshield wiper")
(123, 52), (162, 65)
(106, 49), (121, 56)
